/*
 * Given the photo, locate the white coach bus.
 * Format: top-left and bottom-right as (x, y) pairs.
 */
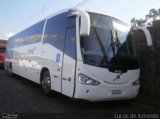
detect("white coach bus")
(5, 9), (140, 101)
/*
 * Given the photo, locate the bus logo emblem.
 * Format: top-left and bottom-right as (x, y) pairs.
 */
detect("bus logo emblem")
(113, 73), (123, 82)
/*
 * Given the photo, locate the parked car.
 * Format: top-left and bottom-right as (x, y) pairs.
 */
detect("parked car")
(0, 47), (6, 68)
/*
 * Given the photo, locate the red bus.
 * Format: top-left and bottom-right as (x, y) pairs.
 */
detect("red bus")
(0, 40), (7, 68)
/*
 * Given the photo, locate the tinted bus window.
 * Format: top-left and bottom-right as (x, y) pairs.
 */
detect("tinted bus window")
(43, 12), (76, 51)
(65, 27), (76, 59)
(14, 20), (45, 47)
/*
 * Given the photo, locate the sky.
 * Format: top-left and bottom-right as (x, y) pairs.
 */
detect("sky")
(0, 0), (160, 40)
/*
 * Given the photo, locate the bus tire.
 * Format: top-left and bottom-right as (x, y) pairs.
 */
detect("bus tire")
(41, 70), (51, 95)
(9, 63), (14, 77)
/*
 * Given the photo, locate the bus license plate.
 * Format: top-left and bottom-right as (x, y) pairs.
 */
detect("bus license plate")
(112, 90), (122, 95)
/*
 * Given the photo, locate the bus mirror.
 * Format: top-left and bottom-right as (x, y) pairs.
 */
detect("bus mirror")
(136, 26), (153, 47)
(67, 9), (90, 36)
(80, 11), (90, 36)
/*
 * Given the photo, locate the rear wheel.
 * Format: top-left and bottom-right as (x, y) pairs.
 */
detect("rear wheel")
(41, 70), (51, 95)
(9, 63), (14, 77)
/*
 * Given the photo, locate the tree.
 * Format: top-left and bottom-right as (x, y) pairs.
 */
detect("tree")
(131, 8), (160, 28)
(131, 18), (136, 27)
(130, 18), (145, 28)
(149, 8), (157, 18)
(158, 8), (160, 15)
(145, 14), (151, 21)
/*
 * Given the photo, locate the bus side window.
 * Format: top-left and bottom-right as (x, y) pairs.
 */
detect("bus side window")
(64, 27), (76, 59)
(43, 13), (67, 52)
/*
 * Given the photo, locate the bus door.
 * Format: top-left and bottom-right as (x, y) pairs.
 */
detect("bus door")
(62, 27), (76, 97)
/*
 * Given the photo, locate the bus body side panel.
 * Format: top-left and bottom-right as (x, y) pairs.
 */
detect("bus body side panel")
(7, 20), (45, 84)
(5, 37), (14, 71)
(13, 42), (42, 83)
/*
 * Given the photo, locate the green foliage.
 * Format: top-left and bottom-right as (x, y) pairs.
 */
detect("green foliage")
(131, 8), (160, 27)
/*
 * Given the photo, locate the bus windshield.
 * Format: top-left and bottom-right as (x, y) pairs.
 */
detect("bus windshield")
(80, 12), (139, 72)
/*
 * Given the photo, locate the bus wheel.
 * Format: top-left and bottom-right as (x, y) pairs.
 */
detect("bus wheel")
(9, 64), (14, 77)
(41, 70), (51, 95)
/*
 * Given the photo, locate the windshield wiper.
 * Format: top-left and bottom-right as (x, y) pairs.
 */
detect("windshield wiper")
(106, 29), (116, 58)
(90, 19), (108, 65)
(115, 30), (121, 48)
(108, 30), (121, 57)
(111, 29), (116, 56)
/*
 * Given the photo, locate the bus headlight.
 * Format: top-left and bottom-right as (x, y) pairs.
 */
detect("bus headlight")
(132, 79), (140, 86)
(78, 74), (100, 86)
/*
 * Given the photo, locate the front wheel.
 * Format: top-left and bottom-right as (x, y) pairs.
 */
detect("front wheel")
(41, 70), (51, 95)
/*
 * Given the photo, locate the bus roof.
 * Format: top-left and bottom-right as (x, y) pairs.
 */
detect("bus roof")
(9, 8), (129, 40)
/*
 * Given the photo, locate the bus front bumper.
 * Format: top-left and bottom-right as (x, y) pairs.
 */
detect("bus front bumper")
(74, 84), (140, 101)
